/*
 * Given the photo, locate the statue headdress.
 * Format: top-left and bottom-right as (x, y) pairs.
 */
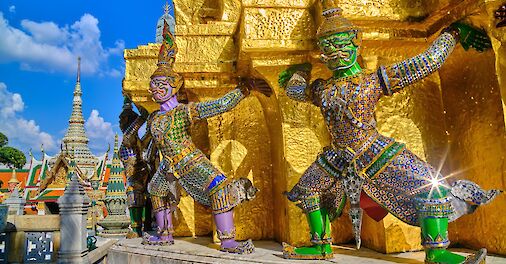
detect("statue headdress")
(151, 20), (183, 96)
(317, 0), (359, 38)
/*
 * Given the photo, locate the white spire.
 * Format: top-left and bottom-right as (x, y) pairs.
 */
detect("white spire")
(61, 57), (97, 177)
(77, 56), (81, 83)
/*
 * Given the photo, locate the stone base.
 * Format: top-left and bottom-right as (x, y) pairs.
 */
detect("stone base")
(97, 215), (130, 231)
(57, 251), (89, 264)
(107, 238), (506, 264)
(99, 229), (129, 237)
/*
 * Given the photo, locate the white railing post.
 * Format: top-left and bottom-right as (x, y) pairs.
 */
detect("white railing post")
(57, 165), (91, 264)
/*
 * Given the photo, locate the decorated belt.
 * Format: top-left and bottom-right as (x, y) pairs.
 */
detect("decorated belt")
(170, 145), (197, 165)
(329, 134), (404, 178)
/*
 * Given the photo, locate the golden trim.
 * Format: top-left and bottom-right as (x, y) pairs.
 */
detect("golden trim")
(362, 145), (405, 179)
(360, 140), (395, 175)
(171, 145), (197, 165)
(355, 133), (380, 159)
(282, 242), (334, 260)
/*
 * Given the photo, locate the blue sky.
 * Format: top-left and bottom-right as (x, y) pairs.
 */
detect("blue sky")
(0, 1), (175, 161)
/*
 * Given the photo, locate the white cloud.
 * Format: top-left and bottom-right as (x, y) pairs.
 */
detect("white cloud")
(0, 82), (57, 153)
(0, 92), (23, 117)
(0, 12), (123, 76)
(106, 40), (125, 56)
(8, 6), (15, 13)
(85, 109), (115, 155)
(106, 68), (122, 78)
(21, 20), (68, 45)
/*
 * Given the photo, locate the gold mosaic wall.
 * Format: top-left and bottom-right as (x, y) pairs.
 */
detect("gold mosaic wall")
(123, 0), (506, 254)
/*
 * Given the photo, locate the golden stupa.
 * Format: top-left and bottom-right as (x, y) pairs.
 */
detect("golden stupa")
(123, 0), (506, 255)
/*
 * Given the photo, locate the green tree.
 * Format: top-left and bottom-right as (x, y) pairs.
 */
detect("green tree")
(0, 132), (7, 147)
(0, 132), (26, 169)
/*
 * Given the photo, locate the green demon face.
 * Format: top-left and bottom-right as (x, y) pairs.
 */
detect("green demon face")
(318, 31), (359, 71)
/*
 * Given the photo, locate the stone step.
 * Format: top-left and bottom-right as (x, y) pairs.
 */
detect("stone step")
(106, 237), (506, 264)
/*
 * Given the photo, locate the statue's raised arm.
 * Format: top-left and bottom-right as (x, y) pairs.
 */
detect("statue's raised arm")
(378, 22), (491, 96)
(188, 78), (272, 121)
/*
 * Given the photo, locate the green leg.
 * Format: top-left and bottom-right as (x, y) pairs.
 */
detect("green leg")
(421, 216), (466, 264)
(143, 198), (153, 232)
(418, 185), (472, 264)
(283, 208), (333, 259)
(128, 207), (143, 237)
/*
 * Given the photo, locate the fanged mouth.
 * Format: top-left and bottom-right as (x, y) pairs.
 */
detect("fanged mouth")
(321, 50), (352, 62)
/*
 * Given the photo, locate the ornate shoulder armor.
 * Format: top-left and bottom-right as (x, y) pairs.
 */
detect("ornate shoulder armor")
(286, 71), (311, 102)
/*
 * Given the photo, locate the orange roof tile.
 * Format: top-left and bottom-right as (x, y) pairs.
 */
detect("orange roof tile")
(0, 169), (28, 191)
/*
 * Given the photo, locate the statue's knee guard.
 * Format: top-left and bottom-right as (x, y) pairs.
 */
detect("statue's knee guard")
(151, 195), (177, 213)
(296, 196), (322, 214)
(209, 176), (257, 214)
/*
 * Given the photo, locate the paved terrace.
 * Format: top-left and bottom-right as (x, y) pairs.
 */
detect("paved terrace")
(107, 237), (506, 264)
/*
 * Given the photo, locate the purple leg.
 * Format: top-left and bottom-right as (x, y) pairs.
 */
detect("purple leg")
(214, 210), (239, 248)
(142, 209), (174, 245)
(214, 210), (254, 254)
(162, 209), (174, 241)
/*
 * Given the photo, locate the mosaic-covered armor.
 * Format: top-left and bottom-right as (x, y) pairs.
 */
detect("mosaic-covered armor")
(141, 21), (269, 254)
(119, 97), (154, 238)
(281, 1), (501, 263)
(146, 87), (256, 213)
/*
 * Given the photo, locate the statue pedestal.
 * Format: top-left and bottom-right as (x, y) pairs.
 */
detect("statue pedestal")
(97, 215), (130, 237)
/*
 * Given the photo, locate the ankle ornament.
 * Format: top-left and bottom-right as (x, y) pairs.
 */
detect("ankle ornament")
(310, 232), (332, 245)
(217, 228), (236, 240)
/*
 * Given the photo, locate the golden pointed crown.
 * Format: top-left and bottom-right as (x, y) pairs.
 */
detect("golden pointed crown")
(317, 0), (358, 38)
(151, 20), (178, 78)
(151, 20), (183, 96)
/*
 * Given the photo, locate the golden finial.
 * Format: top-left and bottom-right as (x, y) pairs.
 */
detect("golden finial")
(8, 168), (19, 184)
(164, 1), (170, 15)
(77, 57), (81, 83)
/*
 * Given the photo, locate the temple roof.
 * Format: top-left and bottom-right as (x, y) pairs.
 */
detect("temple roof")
(0, 150), (124, 204)
(0, 58), (119, 206)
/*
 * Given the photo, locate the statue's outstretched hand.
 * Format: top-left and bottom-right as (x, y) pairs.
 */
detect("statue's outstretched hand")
(495, 4), (506, 28)
(239, 78), (273, 97)
(451, 22), (492, 52)
(278, 63), (312, 89)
